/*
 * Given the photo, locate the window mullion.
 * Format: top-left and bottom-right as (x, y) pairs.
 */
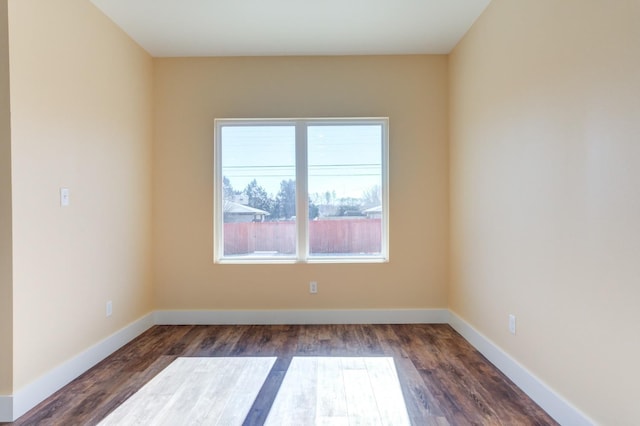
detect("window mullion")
(295, 122), (309, 261)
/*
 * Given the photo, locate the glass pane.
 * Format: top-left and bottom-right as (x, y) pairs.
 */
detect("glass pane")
(220, 125), (296, 257)
(307, 125), (383, 257)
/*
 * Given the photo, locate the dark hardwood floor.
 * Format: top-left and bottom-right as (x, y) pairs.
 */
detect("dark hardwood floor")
(4, 324), (557, 425)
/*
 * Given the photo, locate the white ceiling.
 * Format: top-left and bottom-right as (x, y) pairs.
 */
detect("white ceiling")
(90, 0), (491, 57)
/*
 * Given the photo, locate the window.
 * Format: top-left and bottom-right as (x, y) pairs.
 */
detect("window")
(214, 118), (388, 263)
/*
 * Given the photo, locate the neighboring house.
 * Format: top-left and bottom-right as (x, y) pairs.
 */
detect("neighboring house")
(363, 205), (382, 219)
(317, 204), (340, 218)
(318, 204), (371, 220)
(223, 200), (270, 223)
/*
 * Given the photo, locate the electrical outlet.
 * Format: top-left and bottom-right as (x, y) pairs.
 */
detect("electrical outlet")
(309, 281), (318, 294)
(508, 314), (516, 334)
(106, 301), (113, 317)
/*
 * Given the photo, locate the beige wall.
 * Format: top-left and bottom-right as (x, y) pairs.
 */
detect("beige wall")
(8, 0), (154, 391)
(153, 56), (449, 310)
(0, 0), (12, 396)
(449, 0), (640, 423)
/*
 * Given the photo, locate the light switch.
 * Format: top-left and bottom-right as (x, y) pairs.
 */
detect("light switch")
(60, 188), (70, 206)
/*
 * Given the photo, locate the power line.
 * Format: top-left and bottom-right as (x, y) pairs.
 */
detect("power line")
(223, 163), (380, 169)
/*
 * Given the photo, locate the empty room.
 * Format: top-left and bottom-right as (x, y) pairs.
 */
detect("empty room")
(1, 0), (638, 424)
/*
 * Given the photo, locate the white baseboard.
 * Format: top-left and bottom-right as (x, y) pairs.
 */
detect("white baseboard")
(154, 308), (449, 325)
(0, 395), (11, 422)
(448, 311), (594, 426)
(2, 313), (155, 422)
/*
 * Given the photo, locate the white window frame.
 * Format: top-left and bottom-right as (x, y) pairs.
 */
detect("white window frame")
(214, 117), (389, 264)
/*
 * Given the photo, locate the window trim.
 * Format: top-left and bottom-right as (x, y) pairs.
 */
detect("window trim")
(214, 117), (389, 264)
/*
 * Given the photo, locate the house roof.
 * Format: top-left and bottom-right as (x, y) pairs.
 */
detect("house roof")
(363, 205), (382, 213)
(223, 201), (270, 216)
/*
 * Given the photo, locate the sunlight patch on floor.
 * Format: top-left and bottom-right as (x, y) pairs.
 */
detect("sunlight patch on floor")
(98, 356), (410, 425)
(98, 357), (276, 425)
(266, 357), (411, 426)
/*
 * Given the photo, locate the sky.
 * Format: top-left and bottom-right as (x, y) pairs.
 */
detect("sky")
(220, 123), (383, 202)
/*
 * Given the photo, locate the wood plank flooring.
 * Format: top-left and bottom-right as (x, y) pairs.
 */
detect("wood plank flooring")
(4, 324), (558, 426)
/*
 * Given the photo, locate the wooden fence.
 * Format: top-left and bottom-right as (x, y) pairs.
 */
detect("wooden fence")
(224, 219), (381, 255)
